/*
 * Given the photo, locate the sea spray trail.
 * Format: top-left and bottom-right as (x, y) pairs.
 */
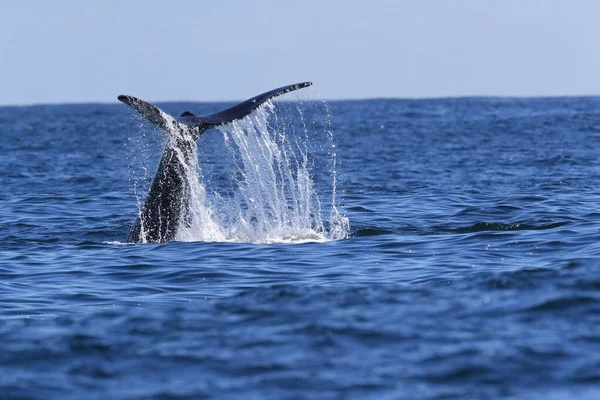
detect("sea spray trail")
(217, 104), (321, 243)
(132, 100), (349, 243)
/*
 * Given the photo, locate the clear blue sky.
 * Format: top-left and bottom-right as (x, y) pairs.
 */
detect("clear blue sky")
(1, 0), (599, 105)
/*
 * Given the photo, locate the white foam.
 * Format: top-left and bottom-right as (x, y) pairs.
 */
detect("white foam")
(132, 102), (349, 244)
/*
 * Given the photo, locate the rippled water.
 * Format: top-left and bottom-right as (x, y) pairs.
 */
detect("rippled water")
(1, 96), (600, 399)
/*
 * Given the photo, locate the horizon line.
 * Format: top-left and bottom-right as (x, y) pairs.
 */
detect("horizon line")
(1, 93), (600, 107)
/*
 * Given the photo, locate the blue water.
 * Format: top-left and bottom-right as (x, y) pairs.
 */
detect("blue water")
(1, 96), (600, 399)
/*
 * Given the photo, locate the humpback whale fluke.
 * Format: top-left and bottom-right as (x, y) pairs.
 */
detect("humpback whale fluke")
(119, 82), (313, 243)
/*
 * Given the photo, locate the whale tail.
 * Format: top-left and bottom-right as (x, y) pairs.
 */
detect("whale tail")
(118, 82), (312, 140)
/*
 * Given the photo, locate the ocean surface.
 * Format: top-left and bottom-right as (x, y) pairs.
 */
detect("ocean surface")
(1, 95), (600, 399)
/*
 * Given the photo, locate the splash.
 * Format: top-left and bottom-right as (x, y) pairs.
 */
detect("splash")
(131, 101), (348, 244)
